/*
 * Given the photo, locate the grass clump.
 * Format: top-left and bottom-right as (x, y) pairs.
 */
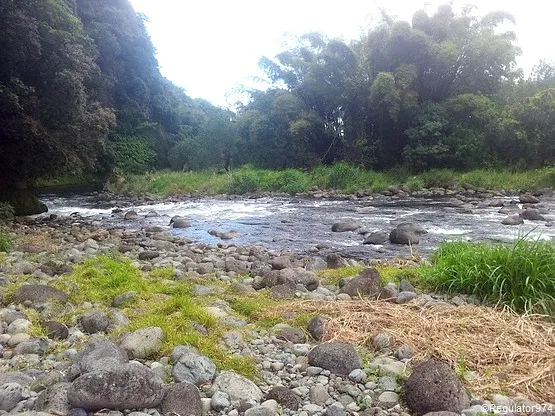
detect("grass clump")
(420, 238), (555, 316)
(0, 232), (13, 252)
(317, 266), (365, 285)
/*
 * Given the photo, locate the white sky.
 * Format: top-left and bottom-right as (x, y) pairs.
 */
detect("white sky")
(129, 0), (555, 107)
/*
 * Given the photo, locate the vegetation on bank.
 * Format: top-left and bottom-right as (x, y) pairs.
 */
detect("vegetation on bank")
(420, 238), (555, 316)
(108, 164), (555, 197)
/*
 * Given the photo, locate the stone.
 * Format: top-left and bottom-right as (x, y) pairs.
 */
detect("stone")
(68, 363), (164, 410)
(296, 271), (320, 291)
(520, 209), (546, 221)
(502, 215), (524, 225)
(309, 385), (330, 405)
(373, 332), (393, 350)
(269, 284), (295, 300)
(308, 316), (330, 341)
(396, 291), (418, 304)
(211, 391), (231, 411)
(266, 386), (299, 410)
(396, 222), (428, 234)
(0, 373), (33, 387)
(80, 310), (109, 334)
(519, 194), (540, 204)
(306, 257), (328, 271)
(349, 369), (366, 383)
(399, 279), (416, 293)
(13, 285), (68, 304)
(363, 231), (389, 245)
(389, 228), (419, 245)
(13, 338), (49, 356)
(211, 371), (263, 402)
(74, 339), (129, 375)
(7, 318), (32, 335)
(138, 251), (160, 260)
(326, 253), (349, 269)
(332, 221), (360, 232)
(308, 342), (362, 375)
(404, 359), (470, 415)
(35, 382), (71, 415)
(172, 218), (191, 229)
(394, 344), (414, 360)
(275, 326), (306, 344)
(378, 391), (399, 407)
(42, 321), (69, 340)
(120, 327), (164, 359)
(172, 347), (217, 385)
(124, 210), (139, 220)
(271, 256), (292, 270)
(1, 310), (27, 325)
(339, 268), (381, 298)
(244, 406), (275, 416)
(160, 382), (202, 416)
(325, 402), (346, 416)
(0, 383), (22, 411)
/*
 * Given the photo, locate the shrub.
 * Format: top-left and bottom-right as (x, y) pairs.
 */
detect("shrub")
(420, 237), (555, 316)
(0, 202), (14, 222)
(0, 233), (12, 252)
(228, 169), (261, 194)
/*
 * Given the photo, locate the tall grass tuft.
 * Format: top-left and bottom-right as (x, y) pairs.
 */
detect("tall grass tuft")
(420, 237), (555, 316)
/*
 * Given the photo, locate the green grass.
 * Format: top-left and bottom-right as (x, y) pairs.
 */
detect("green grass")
(419, 237), (555, 316)
(107, 164), (554, 197)
(0, 232), (13, 252)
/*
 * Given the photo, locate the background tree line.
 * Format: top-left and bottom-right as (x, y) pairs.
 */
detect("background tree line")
(0, 1), (554, 193)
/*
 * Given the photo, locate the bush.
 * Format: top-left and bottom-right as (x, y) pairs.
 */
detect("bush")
(419, 169), (458, 188)
(420, 237), (555, 316)
(270, 169), (310, 194)
(228, 169), (261, 194)
(0, 202), (14, 222)
(0, 233), (12, 252)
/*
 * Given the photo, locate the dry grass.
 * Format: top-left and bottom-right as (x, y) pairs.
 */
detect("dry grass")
(262, 300), (555, 403)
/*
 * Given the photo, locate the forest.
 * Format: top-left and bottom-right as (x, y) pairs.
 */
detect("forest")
(1, 0), (554, 191)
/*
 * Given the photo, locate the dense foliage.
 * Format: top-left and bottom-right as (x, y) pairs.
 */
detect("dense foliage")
(0, 2), (554, 188)
(237, 6), (555, 171)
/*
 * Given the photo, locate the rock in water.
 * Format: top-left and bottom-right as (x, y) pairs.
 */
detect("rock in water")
(501, 215), (523, 225)
(404, 359), (469, 415)
(389, 228), (419, 245)
(67, 363), (164, 410)
(331, 221), (360, 232)
(307, 343), (362, 375)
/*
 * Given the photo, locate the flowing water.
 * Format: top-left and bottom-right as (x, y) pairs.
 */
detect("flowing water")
(38, 192), (555, 260)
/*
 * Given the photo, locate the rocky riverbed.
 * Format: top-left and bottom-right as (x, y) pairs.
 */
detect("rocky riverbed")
(0, 190), (553, 415)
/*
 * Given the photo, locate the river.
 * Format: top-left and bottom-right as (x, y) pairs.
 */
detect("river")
(38, 192), (554, 260)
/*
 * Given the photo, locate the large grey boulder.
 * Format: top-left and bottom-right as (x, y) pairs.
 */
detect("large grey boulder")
(171, 346), (217, 385)
(519, 194), (540, 204)
(339, 268), (381, 298)
(396, 222), (428, 234)
(307, 343), (362, 375)
(160, 382), (202, 416)
(68, 363), (164, 410)
(363, 231), (388, 245)
(271, 256), (292, 270)
(13, 285), (68, 304)
(74, 339), (129, 375)
(502, 215), (524, 225)
(307, 316), (329, 341)
(210, 371), (263, 402)
(120, 327), (164, 359)
(404, 360), (470, 415)
(326, 253), (349, 269)
(520, 209), (546, 221)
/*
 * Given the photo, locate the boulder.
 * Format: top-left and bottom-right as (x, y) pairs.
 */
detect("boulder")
(171, 346), (217, 386)
(42, 321), (69, 340)
(35, 383), (72, 415)
(0, 190), (47, 216)
(68, 363), (164, 410)
(171, 217), (191, 228)
(120, 327), (164, 359)
(307, 342), (362, 375)
(363, 231), (388, 245)
(265, 386), (299, 410)
(339, 268), (381, 298)
(396, 222), (428, 234)
(326, 253), (349, 269)
(80, 310), (109, 334)
(13, 285), (68, 304)
(389, 228), (419, 245)
(210, 371), (263, 402)
(124, 210), (139, 220)
(275, 326), (306, 344)
(271, 256), (292, 270)
(306, 257), (327, 271)
(0, 383), (22, 412)
(160, 382), (202, 416)
(74, 339), (129, 375)
(502, 215), (524, 225)
(138, 251), (160, 260)
(307, 316), (329, 341)
(520, 209), (546, 221)
(404, 359), (470, 415)
(519, 194), (540, 204)
(296, 270), (320, 291)
(331, 221), (360, 232)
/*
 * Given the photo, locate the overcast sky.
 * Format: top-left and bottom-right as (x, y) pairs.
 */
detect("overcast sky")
(129, 0), (555, 107)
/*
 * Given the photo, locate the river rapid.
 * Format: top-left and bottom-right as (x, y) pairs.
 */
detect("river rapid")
(38, 192), (555, 260)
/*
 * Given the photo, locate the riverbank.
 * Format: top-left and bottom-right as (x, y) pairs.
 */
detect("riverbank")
(0, 214), (552, 414)
(107, 165), (555, 197)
